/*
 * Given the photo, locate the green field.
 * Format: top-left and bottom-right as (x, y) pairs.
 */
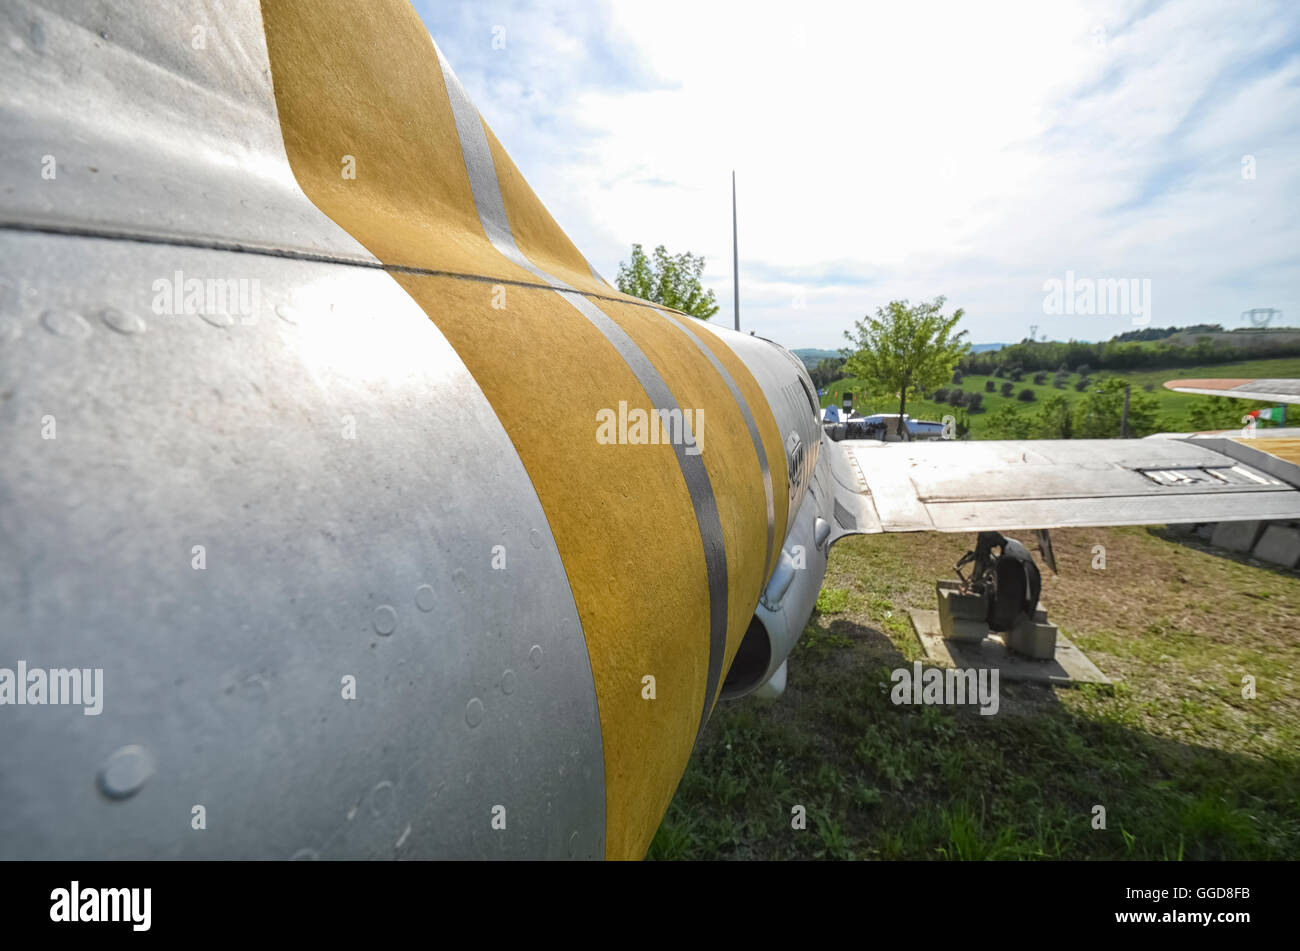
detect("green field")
(820, 356), (1300, 435)
(650, 526), (1300, 860)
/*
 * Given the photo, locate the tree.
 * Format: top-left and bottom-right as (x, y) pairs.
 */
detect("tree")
(809, 357), (846, 390)
(1187, 396), (1275, 432)
(1072, 377), (1160, 437)
(842, 297), (969, 440)
(984, 404), (1032, 439)
(1033, 394), (1072, 438)
(616, 244), (719, 320)
(949, 407), (972, 438)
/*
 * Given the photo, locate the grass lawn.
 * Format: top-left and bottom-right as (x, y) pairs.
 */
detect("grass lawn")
(820, 356), (1300, 435)
(649, 525), (1300, 860)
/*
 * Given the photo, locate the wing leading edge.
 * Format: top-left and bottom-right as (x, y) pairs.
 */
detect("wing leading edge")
(822, 431), (1300, 537)
(1164, 378), (1300, 405)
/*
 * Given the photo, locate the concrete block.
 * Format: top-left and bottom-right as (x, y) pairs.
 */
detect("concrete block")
(1252, 524), (1300, 569)
(910, 610), (1112, 686)
(936, 581), (988, 643)
(1007, 614), (1058, 660)
(1211, 520), (1266, 554)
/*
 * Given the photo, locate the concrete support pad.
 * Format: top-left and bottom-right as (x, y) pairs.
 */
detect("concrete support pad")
(908, 609), (1112, 687)
(1253, 524), (1300, 569)
(936, 580), (987, 643)
(1211, 520), (1265, 554)
(1007, 612), (1059, 660)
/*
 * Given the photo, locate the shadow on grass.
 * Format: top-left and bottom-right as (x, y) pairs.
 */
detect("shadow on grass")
(1148, 525), (1299, 580)
(649, 614), (1298, 861)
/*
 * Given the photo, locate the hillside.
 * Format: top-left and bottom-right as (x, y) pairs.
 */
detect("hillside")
(791, 348), (842, 368)
(794, 342), (1006, 369)
(821, 356), (1300, 436)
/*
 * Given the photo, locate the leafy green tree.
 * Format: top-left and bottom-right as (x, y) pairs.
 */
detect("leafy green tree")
(983, 404), (1032, 439)
(842, 297), (969, 440)
(1033, 394), (1072, 439)
(616, 244), (719, 320)
(809, 357), (846, 390)
(949, 407), (972, 438)
(1072, 377), (1160, 437)
(1187, 396), (1277, 432)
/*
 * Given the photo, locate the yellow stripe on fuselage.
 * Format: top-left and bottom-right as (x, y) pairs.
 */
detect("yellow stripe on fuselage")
(394, 275), (713, 859)
(593, 300), (774, 692)
(259, 0), (610, 294)
(669, 317), (791, 581)
(482, 122), (610, 290)
(259, 0), (786, 858)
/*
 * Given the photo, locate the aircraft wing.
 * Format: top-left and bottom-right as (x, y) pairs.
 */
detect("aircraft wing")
(822, 431), (1300, 536)
(1164, 378), (1300, 404)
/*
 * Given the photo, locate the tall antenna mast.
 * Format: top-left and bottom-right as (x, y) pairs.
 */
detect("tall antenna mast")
(732, 171), (740, 332)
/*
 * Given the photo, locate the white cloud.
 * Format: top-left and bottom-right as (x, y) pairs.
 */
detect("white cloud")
(421, 0), (1300, 347)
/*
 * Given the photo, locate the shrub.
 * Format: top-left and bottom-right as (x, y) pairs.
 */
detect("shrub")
(933, 388), (950, 403)
(951, 369), (964, 384)
(985, 379), (996, 392)
(1001, 381), (1015, 397)
(1075, 377), (1092, 392)
(966, 392), (984, 413)
(1009, 368), (1024, 382)
(1033, 393), (1072, 439)
(1033, 372), (1048, 385)
(984, 404), (1032, 439)
(1018, 388), (1035, 402)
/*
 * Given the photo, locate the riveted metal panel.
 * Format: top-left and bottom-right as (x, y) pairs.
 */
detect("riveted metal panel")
(0, 232), (605, 859)
(0, 0), (378, 263)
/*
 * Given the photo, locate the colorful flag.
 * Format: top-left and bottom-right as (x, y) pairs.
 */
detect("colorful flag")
(1247, 406), (1286, 423)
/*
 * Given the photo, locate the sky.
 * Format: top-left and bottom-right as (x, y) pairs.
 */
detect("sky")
(415, 0), (1300, 350)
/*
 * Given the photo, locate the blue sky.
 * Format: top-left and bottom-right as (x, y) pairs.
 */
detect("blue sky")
(415, 0), (1300, 349)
